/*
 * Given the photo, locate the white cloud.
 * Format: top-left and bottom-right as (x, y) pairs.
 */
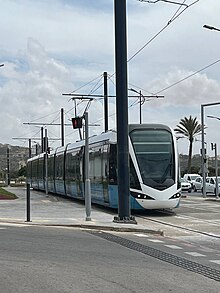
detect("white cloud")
(1, 0), (220, 156)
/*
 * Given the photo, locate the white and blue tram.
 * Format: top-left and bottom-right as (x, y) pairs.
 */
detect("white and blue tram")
(27, 124), (181, 210)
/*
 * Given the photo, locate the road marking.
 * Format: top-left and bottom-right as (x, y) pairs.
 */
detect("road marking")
(210, 260), (220, 265)
(185, 252), (206, 257)
(148, 239), (164, 243)
(164, 245), (183, 249)
(0, 223), (30, 227)
(134, 233), (149, 237)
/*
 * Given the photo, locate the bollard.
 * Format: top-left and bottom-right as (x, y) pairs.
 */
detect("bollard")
(26, 183), (31, 222)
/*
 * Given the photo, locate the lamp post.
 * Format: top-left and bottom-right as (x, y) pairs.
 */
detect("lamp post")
(201, 102), (220, 197)
(211, 142), (219, 198)
(0, 64), (4, 67)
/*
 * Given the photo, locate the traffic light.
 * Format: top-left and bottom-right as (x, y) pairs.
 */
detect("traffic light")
(72, 117), (83, 129)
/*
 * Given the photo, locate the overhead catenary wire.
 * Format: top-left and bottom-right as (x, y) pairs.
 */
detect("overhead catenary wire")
(22, 0), (202, 146)
(155, 59), (220, 95)
(129, 0), (199, 62)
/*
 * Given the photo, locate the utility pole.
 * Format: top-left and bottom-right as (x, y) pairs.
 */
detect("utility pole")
(211, 143), (219, 198)
(201, 102), (220, 197)
(113, 0), (136, 223)
(28, 139), (32, 158)
(6, 147), (10, 186)
(103, 72), (108, 132)
(45, 128), (48, 196)
(61, 108), (65, 146)
(41, 127), (44, 153)
(84, 111), (91, 221)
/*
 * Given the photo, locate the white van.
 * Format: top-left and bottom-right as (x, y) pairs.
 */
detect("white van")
(183, 174), (201, 187)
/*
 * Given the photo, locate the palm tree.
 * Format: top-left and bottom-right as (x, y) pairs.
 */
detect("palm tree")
(175, 116), (202, 173)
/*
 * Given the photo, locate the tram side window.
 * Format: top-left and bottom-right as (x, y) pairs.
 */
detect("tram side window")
(32, 160), (38, 180)
(48, 156), (54, 180)
(89, 146), (102, 182)
(109, 144), (117, 184)
(55, 154), (64, 180)
(66, 151), (80, 181)
(102, 144), (109, 181)
(38, 158), (44, 180)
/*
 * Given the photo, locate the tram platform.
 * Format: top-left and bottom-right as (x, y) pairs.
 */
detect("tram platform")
(0, 186), (163, 234)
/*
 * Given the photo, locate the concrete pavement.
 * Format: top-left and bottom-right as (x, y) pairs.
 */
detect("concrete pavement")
(0, 186), (163, 234)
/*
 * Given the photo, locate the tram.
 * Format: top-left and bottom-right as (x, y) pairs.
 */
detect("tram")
(27, 124), (181, 210)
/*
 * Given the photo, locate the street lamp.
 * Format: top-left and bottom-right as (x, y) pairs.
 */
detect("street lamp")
(129, 88), (144, 124)
(211, 142), (219, 199)
(203, 24), (220, 32)
(0, 64), (4, 67)
(201, 102), (220, 197)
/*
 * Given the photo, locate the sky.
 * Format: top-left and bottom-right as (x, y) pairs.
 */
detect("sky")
(0, 0), (220, 156)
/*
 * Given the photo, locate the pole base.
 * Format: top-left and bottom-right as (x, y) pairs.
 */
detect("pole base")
(113, 216), (137, 224)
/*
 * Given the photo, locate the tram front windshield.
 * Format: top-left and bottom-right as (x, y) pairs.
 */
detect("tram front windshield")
(130, 129), (175, 189)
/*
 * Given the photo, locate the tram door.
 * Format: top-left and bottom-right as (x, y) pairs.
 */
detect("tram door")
(89, 144), (109, 203)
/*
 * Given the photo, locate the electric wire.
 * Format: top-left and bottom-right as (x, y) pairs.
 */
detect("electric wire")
(129, 0), (199, 62)
(155, 59), (220, 94)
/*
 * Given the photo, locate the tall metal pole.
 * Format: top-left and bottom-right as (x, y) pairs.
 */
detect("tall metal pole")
(103, 72), (108, 132)
(61, 108), (65, 146)
(84, 111), (91, 221)
(114, 0), (136, 223)
(26, 183), (31, 222)
(41, 127), (44, 153)
(139, 91), (142, 124)
(201, 102), (220, 197)
(6, 147), (10, 186)
(45, 128), (48, 196)
(28, 139), (32, 158)
(201, 105), (206, 197)
(214, 143), (219, 198)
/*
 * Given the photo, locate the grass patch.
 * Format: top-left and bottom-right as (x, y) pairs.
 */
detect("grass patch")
(0, 187), (18, 200)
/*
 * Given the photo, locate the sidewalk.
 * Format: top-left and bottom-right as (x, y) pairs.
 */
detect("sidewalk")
(0, 186), (163, 235)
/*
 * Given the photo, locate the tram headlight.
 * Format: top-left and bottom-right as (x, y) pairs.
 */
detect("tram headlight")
(169, 193), (181, 199)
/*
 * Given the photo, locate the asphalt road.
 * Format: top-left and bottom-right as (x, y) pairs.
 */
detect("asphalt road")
(1, 223), (220, 293)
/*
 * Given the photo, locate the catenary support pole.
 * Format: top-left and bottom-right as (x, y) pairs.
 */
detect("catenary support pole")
(45, 129), (48, 196)
(201, 105), (206, 197)
(7, 147), (10, 186)
(139, 91), (142, 124)
(61, 108), (64, 146)
(84, 111), (91, 221)
(28, 139), (31, 158)
(113, 0), (136, 223)
(103, 72), (108, 132)
(41, 127), (44, 153)
(214, 144), (219, 198)
(201, 102), (220, 198)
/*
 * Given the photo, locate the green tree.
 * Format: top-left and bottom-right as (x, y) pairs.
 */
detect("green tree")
(18, 166), (26, 177)
(175, 116), (202, 173)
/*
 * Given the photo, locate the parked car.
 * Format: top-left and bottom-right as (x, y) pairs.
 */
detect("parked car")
(183, 173), (200, 188)
(181, 178), (192, 193)
(193, 176), (203, 192)
(204, 177), (220, 196)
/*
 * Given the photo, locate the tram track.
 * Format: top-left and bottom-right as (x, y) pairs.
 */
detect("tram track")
(135, 211), (220, 239)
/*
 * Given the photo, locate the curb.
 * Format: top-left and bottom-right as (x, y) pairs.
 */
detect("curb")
(0, 219), (164, 235)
